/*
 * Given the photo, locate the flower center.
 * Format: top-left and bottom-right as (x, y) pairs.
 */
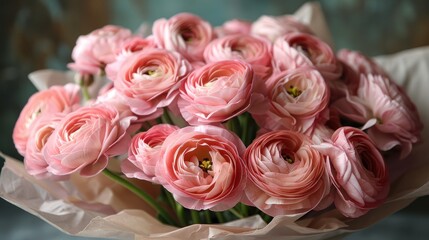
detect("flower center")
(199, 157), (213, 172)
(286, 85), (302, 98)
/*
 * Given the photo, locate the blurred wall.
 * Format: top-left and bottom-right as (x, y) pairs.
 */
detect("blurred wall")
(1, 0), (428, 159)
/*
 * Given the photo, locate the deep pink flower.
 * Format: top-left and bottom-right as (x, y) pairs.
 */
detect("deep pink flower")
(13, 84), (80, 156)
(156, 125), (246, 211)
(122, 124), (179, 183)
(244, 130), (330, 217)
(314, 127), (389, 218)
(152, 13), (214, 62)
(178, 60), (254, 125)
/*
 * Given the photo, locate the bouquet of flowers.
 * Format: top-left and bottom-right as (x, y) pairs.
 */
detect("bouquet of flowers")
(1, 3), (427, 239)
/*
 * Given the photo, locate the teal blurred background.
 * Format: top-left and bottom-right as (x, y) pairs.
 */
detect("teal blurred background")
(0, 0), (428, 239)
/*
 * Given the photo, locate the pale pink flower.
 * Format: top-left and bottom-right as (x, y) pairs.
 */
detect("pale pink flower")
(251, 15), (312, 42)
(244, 130), (330, 217)
(251, 67), (329, 134)
(272, 32), (341, 80)
(121, 124), (179, 183)
(113, 48), (192, 116)
(68, 25), (133, 75)
(24, 113), (63, 178)
(314, 127), (389, 218)
(178, 60), (254, 125)
(156, 125), (246, 211)
(215, 19), (252, 37)
(337, 49), (388, 77)
(333, 74), (423, 159)
(327, 60), (360, 102)
(13, 84), (80, 156)
(204, 34), (272, 81)
(152, 13), (214, 62)
(44, 105), (134, 176)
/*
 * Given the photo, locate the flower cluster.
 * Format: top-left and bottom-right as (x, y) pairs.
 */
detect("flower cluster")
(13, 12), (423, 225)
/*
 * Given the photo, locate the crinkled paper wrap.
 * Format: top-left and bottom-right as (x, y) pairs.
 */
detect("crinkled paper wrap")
(1, 2), (429, 240)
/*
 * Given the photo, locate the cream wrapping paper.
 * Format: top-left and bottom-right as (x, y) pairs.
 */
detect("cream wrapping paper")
(1, 2), (429, 240)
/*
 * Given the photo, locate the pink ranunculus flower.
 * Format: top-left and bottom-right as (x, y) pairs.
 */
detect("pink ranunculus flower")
(314, 127), (389, 218)
(156, 125), (247, 211)
(333, 74), (423, 159)
(204, 34), (272, 81)
(244, 130), (330, 217)
(215, 19), (252, 37)
(121, 124), (179, 183)
(152, 13), (214, 62)
(13, 84), (80, 156)
(272, 32), (341, 80)
(24, 113), (63, 178)
(113, 48), (192, 116)
(178, 59), (254, 125)
(251, 67), (329, 134)
(251, 15), (313, 42)
(68, 25), (133, 75)
(44, 105), (135, 177)
(337, 49), (388, 77)
(105, 36), (157, 82)
(327, 60), (361, 102)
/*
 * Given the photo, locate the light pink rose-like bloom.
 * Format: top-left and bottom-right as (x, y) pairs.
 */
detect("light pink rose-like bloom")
(215, 19), (252, 37)
(243, 130), (330, 217)
(44, 105), (135, 177)
(251, 15), (313, 42)
(178, 60), (254, 125)
(13, 84), (80, 156)
(152, 13), (214, 62)
(204, 34), (272, 81)
(251, 67), (329, 134)
(121, 124), (179, 183)
(24, 113), (63, 178)
(327, 60), (360, 102)
(156, 125), (247, 211)
(113, 48), (192, 116)
(68, 25), (133, 75)
(333, 74), (423, 159)
(314, 127), (389, 218)
(337, 49), (388, 77)
(272, 32), (341, 80)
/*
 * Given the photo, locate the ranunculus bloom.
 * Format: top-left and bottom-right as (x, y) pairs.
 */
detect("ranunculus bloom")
(251, 67), (329, 134)
(243, 130), (330, 217)
(251, 15), (313, 42)
(215, 19), (252, 37)
(122, 124), (179, 183)
(156, 125), (247, 211)
(113, 48), (192, 116)
(152, 13), (214, 62)
(68, 25), (133, 75)
(204, 34), (272, 81)
(24, 113), (63, 178)
(13, 84), (80, 156)
(337, 49), (388, 77)
(272, 32), (341, 80)
(178, 60), (254, 125)
(314, 127), (389, 218)
(44, 105), (134, 177)
(333, 74), (423, 159)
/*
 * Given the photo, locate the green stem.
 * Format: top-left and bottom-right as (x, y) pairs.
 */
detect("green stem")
(239, 203), (248, 218)
(228, 208), (244, 219)
(81, 85), (91, 102)
(226, 117), (241, 137)
(215, 212), (225, 223)
(203, 210), (212, 224)
(102, 169), (178, 226)
(175, 204), (187, 227)
(161, 108), (174, 125)
(238, 113), (250, 146)
(191, 210), (200, 224)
